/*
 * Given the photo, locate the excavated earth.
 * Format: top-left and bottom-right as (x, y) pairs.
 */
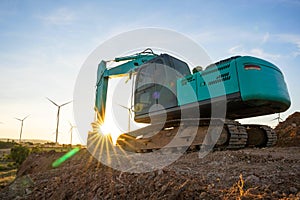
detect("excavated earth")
(275, 112), (300, 147)
(1, 112), (300, 199)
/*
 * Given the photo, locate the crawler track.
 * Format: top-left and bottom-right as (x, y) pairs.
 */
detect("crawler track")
(226, 123), (248, 149)
(115, 119), (277, 153)
(244, 124), (277, 147)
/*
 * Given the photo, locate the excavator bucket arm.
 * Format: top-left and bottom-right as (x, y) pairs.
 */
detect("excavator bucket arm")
(95, 60), (108, 123)
(94, 50), (157, 123)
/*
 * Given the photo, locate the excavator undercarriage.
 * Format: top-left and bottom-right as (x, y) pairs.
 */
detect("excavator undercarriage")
(116, 119), (277, 153)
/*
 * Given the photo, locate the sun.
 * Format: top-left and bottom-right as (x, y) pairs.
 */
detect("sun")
(99, 116), (122, 145)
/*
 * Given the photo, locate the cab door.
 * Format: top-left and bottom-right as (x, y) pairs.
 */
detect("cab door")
(134, 62), (157, 116)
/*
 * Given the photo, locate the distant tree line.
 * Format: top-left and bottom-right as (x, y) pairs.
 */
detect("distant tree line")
(0, 141), (17, 149)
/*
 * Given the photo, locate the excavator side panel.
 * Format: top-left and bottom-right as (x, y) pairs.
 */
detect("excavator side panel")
(177, 58), (240, 106)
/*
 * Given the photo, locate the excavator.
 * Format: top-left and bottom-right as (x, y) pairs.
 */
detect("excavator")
(90, 49), (291, 152)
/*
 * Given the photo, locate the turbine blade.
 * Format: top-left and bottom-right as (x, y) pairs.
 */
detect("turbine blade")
(61, 101), (72, 107)
(15, 118), (22, 121)
(117, 104), (133, 118)
(23, 115), (30, 120)
(46, 97), (58, 107)
(118, 104), (130, 110)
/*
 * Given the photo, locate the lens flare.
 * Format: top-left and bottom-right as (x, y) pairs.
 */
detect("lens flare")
(99, 119), (122, 144)
(52, 147), (80, 168)
(93, 108), (123, 145)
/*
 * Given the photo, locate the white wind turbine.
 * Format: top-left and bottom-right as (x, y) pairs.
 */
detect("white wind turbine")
(15, 115), (29, 143)
(272, 113), (283, 124)
(68, 122), (76, 145)
(47, 97), (72, 144)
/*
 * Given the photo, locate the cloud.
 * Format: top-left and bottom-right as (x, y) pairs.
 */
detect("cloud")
(228, 45), (243, 54)
(278, 0), (300, 6)
(249, 48), (281, 60)
(275, 34), (300, 57)
(38, 8), (76, 25)
(262, 32), (269, 44)
(228, 33), (300, 60)
(228, 45), (281, 61)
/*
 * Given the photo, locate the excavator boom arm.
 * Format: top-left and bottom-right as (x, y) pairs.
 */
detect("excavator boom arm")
(95, 53), (157, 122)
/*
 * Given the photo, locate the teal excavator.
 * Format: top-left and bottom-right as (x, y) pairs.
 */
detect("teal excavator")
(91, 49), (290, 152)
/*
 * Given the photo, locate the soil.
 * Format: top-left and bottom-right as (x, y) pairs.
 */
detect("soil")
(275, 112), (300, 147)
(0, 112), (299, 200)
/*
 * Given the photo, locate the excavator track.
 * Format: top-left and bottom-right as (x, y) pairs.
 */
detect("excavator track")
(226, 123), (248, 149)
(116, 119), (258, 153)
(245, 124), (277, 147)
(263, 126), (277, 147)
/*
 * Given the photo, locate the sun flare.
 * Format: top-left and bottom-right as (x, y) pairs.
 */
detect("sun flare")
(98, 116), (122, 145)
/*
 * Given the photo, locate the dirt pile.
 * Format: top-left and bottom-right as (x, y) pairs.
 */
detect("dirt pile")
(1, 147), (299, 199)
(16, 150), (66, 177)
(1, 114), (300, 199)
(275, 112), (300, 147)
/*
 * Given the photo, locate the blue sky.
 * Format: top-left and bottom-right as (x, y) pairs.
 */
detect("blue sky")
(0, 0), (299, 144)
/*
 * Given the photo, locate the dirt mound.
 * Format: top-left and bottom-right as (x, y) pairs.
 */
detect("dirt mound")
(1, 147), (299, 199)
(16, 150), (65, 177)
(275, 112), (300, 147)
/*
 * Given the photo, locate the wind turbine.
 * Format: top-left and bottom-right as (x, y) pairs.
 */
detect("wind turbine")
(68, 122), (76, 145)
(118, 73), (137, 132)
(118, 104), (133, 132)
(47, 97), (72, 144)
(15, 115), (29, 143)
(272, 113), (283, 124)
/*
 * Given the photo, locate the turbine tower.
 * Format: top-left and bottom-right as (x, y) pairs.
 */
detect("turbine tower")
(68, 122), (76, 145)
(47, 97), (72, 144)
(15, 115), (29, 143)
(118, 104), (133, 132)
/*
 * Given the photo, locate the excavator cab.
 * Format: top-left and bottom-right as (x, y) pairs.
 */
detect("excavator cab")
(134, 54), (191, 123)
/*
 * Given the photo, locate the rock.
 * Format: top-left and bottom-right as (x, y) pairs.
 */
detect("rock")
(200, 192), (207, 199)
(245, 175), (260, 185)
(155, 183), (162, 190)
(25, 188), (32, 195)
(264, 187), (271, 194)
(157, 169), (163, 175)
(272, 191), (280, 197)
(282, 192), (287, 197)
(289, 186), (298, 194)
(289, 194), (295, 198)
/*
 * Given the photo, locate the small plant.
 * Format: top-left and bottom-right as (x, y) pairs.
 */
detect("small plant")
(226, 174), (245, 199)
(0, 165), (8, 171)
(7, 162), (16, 168)
(10, 145), (30, 165)
(237, 174), (245, 196)
(31, 146), (42, 153)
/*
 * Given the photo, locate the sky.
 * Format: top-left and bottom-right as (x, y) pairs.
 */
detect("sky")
(0, 0), (299, 144)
